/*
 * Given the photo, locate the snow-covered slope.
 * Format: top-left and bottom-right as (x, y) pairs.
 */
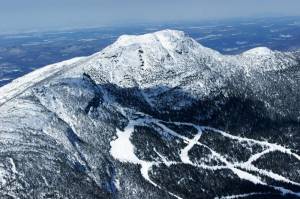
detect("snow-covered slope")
(2, 30), (297, 110)
(0, 30), (299, 199)
(0, 57), (85, 106)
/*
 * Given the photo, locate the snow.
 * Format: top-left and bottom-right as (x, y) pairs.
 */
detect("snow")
(230, 168), (263, 184)
(215, 192), (267, 199)
(154, 149), (177, 167)
(110, 112), (300, 197)
(0, 57), (84, 106)
(1, 29), (298, 112)
(110, 120), (160, 188)
(110, 122), (140, 164)
(273, 186), (300, 197)
(116, 29), (186, 48)
(243, 47), (273, 56)
(110, 117), (184, 199)
(0, 29), (299, 197)
(180, 129), (202, 164)
(42, 176), (49, 186)
(9, 158), (17, 174)
(0, 168), (8, 186)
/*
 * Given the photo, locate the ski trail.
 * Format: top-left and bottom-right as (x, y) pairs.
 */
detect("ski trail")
(272, 186), (300, 197)
(244, 149), (275, 164)
(205, 126), (300, 161)
(197, 141), (264, 185)
(110, 121), (140, 164)
(110, 119), (183, 199)
(154, 121), (265, 185)
(180, 128), (202, 164)
(154, 121), (190, 142)
(237, 164), (300, 186)
(156, 119), (300, 196)
(110, 112), (300, 198)
(215, 192), (268, 199)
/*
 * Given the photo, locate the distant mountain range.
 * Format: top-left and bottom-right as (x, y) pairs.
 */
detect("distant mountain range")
(0, 30), (299, 199)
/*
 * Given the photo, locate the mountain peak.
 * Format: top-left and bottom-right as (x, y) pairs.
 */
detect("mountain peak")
(115, 29), (186, 47)
(2, 30), (297, 107)
(243, 47), (273, 56)
(0, 29), (300, 199)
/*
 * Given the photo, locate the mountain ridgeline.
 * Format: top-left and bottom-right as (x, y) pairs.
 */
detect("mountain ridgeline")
(0, 30), (300, 199)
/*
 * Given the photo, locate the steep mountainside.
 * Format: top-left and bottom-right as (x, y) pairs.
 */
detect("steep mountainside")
(0, 30), (299, 199)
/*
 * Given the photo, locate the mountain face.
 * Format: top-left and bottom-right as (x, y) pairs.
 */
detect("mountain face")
(0, 30), (300, 199)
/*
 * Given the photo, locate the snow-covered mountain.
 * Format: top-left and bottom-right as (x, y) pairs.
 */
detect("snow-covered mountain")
(0, 30), (299, 199)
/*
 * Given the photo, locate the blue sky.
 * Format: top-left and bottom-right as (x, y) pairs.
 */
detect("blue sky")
(0, 0), (300, 33)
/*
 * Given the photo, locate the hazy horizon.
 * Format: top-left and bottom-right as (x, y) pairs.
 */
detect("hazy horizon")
(1, 0), (300, 34)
